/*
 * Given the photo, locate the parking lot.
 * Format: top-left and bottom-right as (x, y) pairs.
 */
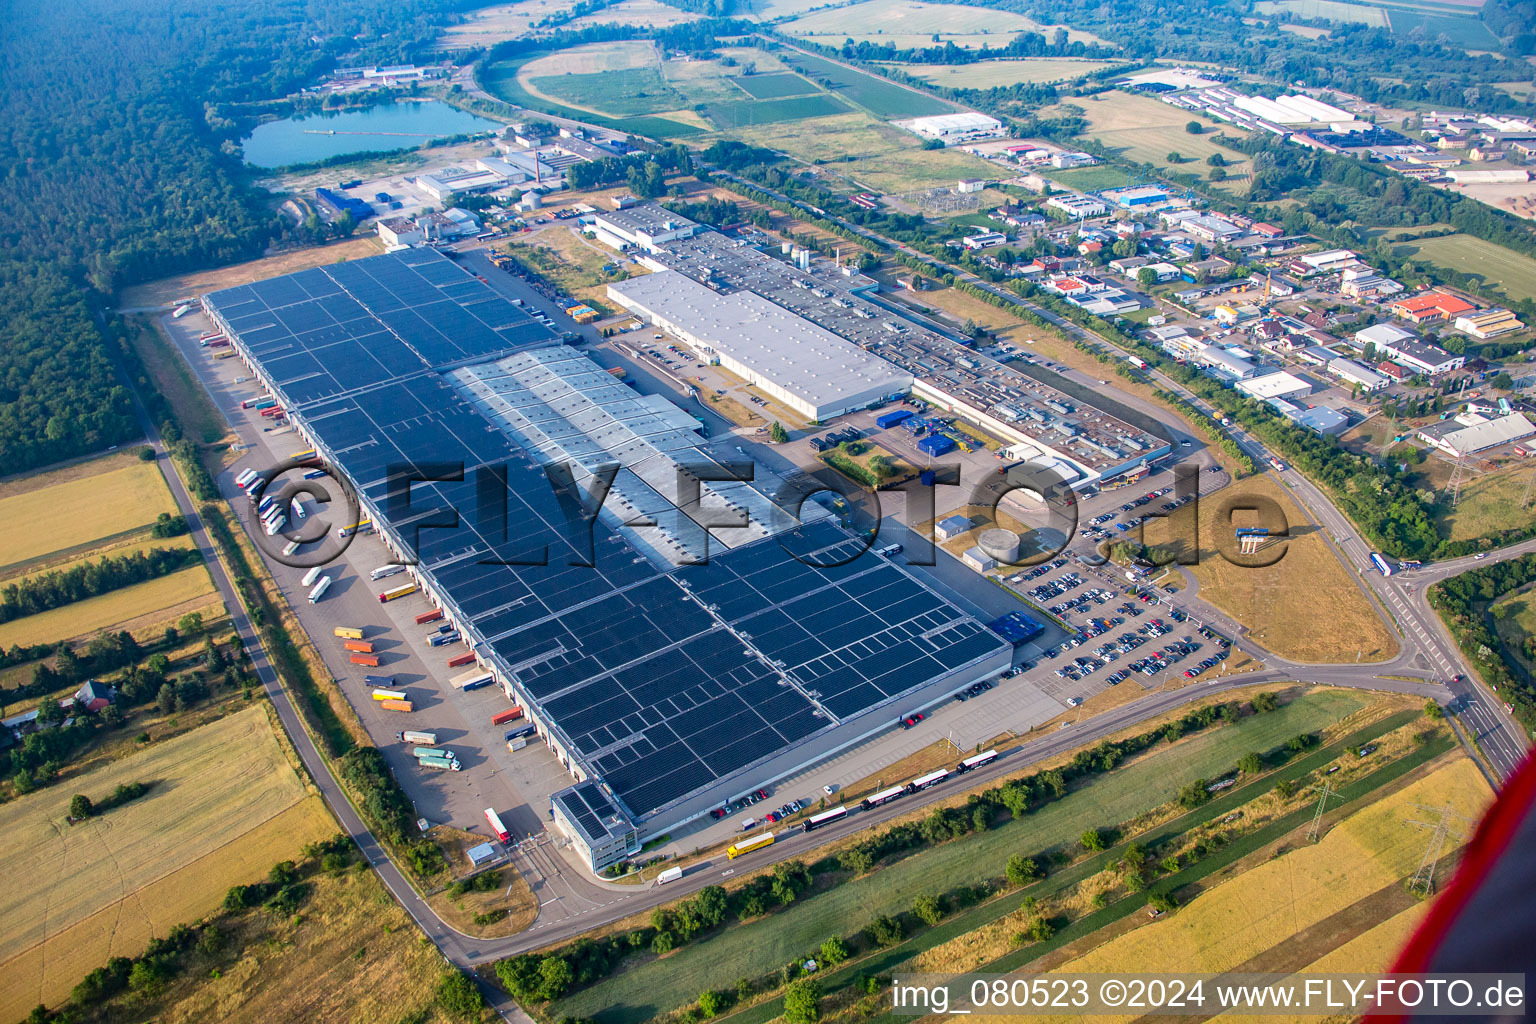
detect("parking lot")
(161, 311), (579, 849)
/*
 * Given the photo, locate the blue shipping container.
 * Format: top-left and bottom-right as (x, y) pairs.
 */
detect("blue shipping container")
(918, 434), (956, 457)
(875, 409), (913, 429)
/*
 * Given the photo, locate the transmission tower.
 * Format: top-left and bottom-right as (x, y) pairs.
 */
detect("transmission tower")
(1447, 450), (1469, 508)
(1403, 802), (1473, 897)
(1306, 780), (1344, 842)
(1521, 468), (1536, 510)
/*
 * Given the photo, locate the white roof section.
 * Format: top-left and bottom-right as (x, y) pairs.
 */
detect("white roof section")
(1355, 323), (1416, 347)
(607, 270), (912, 414)
(450, 346), (819, 565)
(1236, 371), (1312, 400)
(1428, 412), (1536, 456)
(905, 111), (1002, 133)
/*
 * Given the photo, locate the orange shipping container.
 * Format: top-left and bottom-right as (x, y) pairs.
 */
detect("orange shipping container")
(447, 651), (477, 668)
(380, 699), (414, 712)
(349, 653), (381, 667)
(490, 706), (523, 726)
(415, 608), (444, 625)
(343, 640), (374, 653)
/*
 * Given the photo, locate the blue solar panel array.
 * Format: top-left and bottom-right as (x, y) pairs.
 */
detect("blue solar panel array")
(204, 249), (553, 406)
(206, 251), (1009, 822)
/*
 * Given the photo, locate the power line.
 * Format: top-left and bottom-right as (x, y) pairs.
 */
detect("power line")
(1306, 780), (1344, 842)
(1403, 801), (1473, 897)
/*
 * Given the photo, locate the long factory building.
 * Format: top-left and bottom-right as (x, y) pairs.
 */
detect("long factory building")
(201, 249), (1012, 872)
(598, 207), (1172, 489)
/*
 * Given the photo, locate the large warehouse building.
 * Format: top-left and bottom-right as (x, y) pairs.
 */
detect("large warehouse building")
(598, 211), (1172, 489)
(607, 269), (914, 421)
(201, 250), (1011, 872)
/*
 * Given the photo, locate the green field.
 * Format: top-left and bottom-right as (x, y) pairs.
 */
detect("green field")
(707, 93), (851, 127)
(529, 66), (686, 117)
(1043, 165), (1135, 191)
(780, 50), (954, 118)
(550, 691), (1366, 1024)
(893, 59), (1126, 89)
(776, 0), (1113, 48)
(1492, 585), (1536, 678)
(731, 71), (817, 98)
(1058, 92), (1251, 185)
(1391, 233), (1536, 301)
(722, 111), (999, 193)
(1253, 0), (1390, 26)
(1384, 9), (1500, 45)
(480, 58), (703, 138)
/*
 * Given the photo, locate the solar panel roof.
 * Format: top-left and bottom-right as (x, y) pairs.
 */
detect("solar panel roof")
(207, 252), (1009, 824)
(203, 249), (553, 406)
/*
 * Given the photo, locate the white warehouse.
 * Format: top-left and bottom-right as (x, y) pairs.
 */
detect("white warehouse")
(607, 270), (913, 421)
(902, 111), (1005, 146)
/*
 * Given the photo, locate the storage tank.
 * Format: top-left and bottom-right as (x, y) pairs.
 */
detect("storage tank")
(978, 527), (1022, 563)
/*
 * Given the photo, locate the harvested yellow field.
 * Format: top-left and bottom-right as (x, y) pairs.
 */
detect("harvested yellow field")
(520, 38), (657, 78)
(0, 458), (177, 569)
(0, 565), (216, 647)
(0, 707), (333, 1019)
(0, 800), (334, 1021)
(1216, 905), (1430, 1023)
(1179, 474), (1398, 663)
(147, 869), (452, 1024)
(0, 533), (195, 585)
(1024, 758), (1489, 1024)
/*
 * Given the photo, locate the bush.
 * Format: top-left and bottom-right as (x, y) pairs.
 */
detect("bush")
(698, 990), (726, 1017)
(819, 935), (849, 965)
(783, 979), (822, 1024)
(865, 914), (904, 947)
(70, 793), (94, 819)
(1005, 853), (1040, 887)
(436, 970), (485, 1018)
(1251, 691), (1279, 713)
(912, 893), (943, 926)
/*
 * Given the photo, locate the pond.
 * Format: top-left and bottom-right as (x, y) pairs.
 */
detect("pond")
(241, 101), (504, 168)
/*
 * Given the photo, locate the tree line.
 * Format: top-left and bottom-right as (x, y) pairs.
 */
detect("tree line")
(493, 697), (1261, 1005)
(0, 547), (203, 625)
(1431, 553), (1536, 733)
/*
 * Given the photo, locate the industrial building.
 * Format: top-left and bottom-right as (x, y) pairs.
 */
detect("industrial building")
(1045, 194), (1109, 219)
(1236, 371), (1313, 402)
(902, 111), (1005, 145)
(1390, 292), (1475, 325)
(596, 207), (1171, 489)
(1417, 411), (1536, 457)
(590, 206), (703, 252)
(1455, 308), (1526, 339)
(606, 270), (913, 421)
(203, 251), (1011, 871)
(1328, 357), (1389, 393)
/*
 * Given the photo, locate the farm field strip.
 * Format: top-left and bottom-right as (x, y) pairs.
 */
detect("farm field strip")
(1036, 758), (1487, 1002)
(715, 708), (1443, 1024)
(550, 692), (1366, 1023)
(0, 459), (178, 567)
(0, 797), (335, 1021)
(0, 707), (318, 965)
(893, 59), (1126, 88)
(0, 565), (216, 648)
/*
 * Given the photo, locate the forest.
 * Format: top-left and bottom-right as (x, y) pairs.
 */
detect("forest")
(0, 0), (479, 474)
